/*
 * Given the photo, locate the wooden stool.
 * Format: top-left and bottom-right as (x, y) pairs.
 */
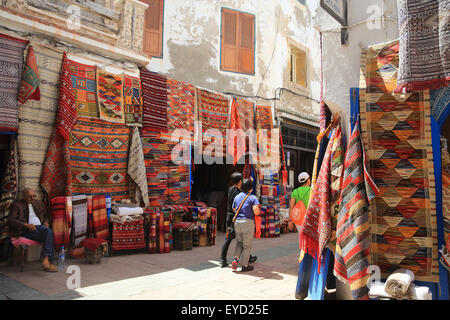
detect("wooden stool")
(10, 237), (43, 272)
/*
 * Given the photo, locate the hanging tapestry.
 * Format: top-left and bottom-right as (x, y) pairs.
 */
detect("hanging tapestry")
(97, 68), (125, 124)
(68, 59), (98, 118)
(256, 105), (279, 170)
(430, 87), (450, 128)
(123, 74), (143, 127)
(236, 97), (255, 132)
(359, 40), (439, 283)
(18, 46), (40, 104)
(92, 195), (109, 239)
(56, 53), (76, 141)
(298, 127), (337, 269)
(50, 196), (72, 250)
(197, 89), (229, 158)
(69, 118), (130, 201)
(40, 130), (72, 202)
(0, 33), (28, 132)
(334, 122), (378, 300)
(128, 126), (149, 208)
(395, 0), (449, 93)
(227, 98), (244, 165)
(72, 194), (88, 247)
(18, 45), (62, 200)
(0, 135), (18, 238)
(167, 77), (195, 134)
(140, 68), (168, 133)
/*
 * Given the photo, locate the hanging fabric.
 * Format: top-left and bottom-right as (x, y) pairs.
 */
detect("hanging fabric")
(18, 46), (40, 104)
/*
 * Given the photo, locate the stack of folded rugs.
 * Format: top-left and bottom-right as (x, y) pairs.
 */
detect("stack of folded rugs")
(368, 268), (432, 300)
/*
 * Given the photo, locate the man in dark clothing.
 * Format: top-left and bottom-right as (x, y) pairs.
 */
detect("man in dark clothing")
(8, 188), (58, 272)
(219, 172), (257, 267)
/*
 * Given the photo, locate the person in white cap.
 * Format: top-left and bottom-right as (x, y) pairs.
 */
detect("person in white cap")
(288, 172), (311, 232)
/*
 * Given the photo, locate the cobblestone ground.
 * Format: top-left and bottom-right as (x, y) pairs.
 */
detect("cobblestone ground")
(0, 231), (302, 300)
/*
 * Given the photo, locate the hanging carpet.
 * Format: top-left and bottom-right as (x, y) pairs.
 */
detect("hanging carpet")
(166, 77), (195, 134)
(68, 58), (98, 118)
(72, 194), (88, 247)
(123, 74), (143, 127)
(128, 126), (149, 208)
(140, 68), (168, 133)
(97, 68), (125, 124)
(18, 46), (40, 105)
(56, 53), (77, 141)
(50, 196), (72, 250)
(92, 195), (109, 239)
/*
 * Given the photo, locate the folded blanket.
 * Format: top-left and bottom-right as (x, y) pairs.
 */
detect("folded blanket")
(385, 268), (415, 298)
(369, 282), (432, 300)
(115, 206), (144, 216)
(109, 213), (144, 224)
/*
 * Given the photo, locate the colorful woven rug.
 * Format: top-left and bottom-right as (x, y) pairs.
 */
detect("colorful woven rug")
(197, 89), (229, 158)
(334, 122), (378, 300)
(0, 33), (27, 132)
(50, 196), (72, 250)
(18, 46), (40, 105)
(69, 118), (130, 201)
(111, 216), (146, 251)
(123, 74), (143, 126)
(0, 135), (18, 223)
(72, 194), (88, 247)
(167, 77), (195, 134)
(92, 195), (109, 240)
(442, 139), (450, 253)
(68, 58), (98, 118)
(97, 68), (125, 124)
(128, 126), (149, 207)
(227, 98), (243, 165)
(359, 40), (440, 283)
(395, 0), (450, 92)
(56, 53), (77, 141)
(236, 97), (255, 132)
(18, 45), (62, 200)
(147, 209), (158, 253)
(140, 68), (168, 133)
(40, 130), (72, 202)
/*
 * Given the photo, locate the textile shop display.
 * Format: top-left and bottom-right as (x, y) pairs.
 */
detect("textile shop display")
(69, 118), (130, 201)
(140, 68), (168, 133)
(71, 194), (88, 247)
(166, 77), (195, 134)
(197, 89), (229, 158)
(395, 0), (449, 92)
(123, 74), (143, 127)
(128, 126), (149, 207)
(0, 136), (18, 239)
(68, 58), (98, 118)
(359, 40), (440, 283)
(111, 215), (145, 251)
(18, 46), (40, 105)
(333, 122), (378, 300)
(260, 205), (280, 238)
(92, 195), (109, 239)
(97, 68), (125, 124)
(18, 45), (63, 200)
(50, 196), (72, 250)
(0, 33), (27, 132)
(56, 53), (76, 141)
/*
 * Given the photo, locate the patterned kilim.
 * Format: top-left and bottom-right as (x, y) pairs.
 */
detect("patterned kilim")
(442, 141), (450, 249)
(97, 68), (125, 124)
(147, 210), (158, 253)
(236, 97), (255, 132)
(56, 53), (77, 141)
(69, 118), (130, 201)
(86, 195), (94, 236)
(123, 74), (143, 126)
(0, 33), (27, 132)
(197, 89), (229, 158)
(92, 195), (109, 240)
(334, 122), (378, 300)
(40, 130), (72, 202)
(111, 216), (146, 251)
(154, 209), (171, 253)
(18, 45), (62, 200)
(72, 194), (88, 247)
(167, 77), (195, 134)
(227, 98), (244, 165)
(255, 105), (279, 170)
(128, 127), (149, 207)
(0, 135), (18, 237)
(140, 68), (168, 133)
(359, 40), (439, 283)
(395, 0), (450, 93)
(18, 46), (40, 105)
(50, 196), (72, 250)
(68, 59), (98, 118)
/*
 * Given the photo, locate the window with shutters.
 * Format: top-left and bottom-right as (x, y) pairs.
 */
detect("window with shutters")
(289, 46), (307, 88)
(142, 0), (164, 57)
(221, 8), (255, 75)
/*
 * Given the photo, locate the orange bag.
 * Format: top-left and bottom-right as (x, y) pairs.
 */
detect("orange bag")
(291, 200), (307, 227)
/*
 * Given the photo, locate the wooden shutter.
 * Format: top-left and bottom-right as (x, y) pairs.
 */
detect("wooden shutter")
(239, 12), (254, 74)
(221, 8), (238, 72)
(295, 50), (307, 87)
(143, 0), (163, 57)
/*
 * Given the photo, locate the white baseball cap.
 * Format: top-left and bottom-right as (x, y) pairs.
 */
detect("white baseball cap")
(298, 172), (310, 183)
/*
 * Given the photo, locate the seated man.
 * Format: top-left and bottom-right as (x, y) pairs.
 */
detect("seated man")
(8, 188), (58, 272)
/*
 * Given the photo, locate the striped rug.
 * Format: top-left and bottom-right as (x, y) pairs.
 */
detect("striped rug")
(140, 68), (168, 133)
